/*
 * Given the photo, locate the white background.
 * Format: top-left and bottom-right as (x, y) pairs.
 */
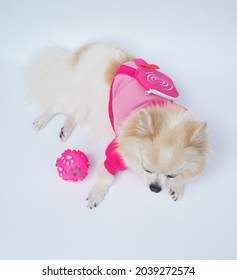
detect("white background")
(0, 0), (237, 260)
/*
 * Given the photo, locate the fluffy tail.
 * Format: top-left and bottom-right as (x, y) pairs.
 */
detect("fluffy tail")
(26, 47), (72, 108)
(26, 42), (133, 140)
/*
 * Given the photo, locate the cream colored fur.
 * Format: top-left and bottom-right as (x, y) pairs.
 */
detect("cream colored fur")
(26, 42), (208, 208)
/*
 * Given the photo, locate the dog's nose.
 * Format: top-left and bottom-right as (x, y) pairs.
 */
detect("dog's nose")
(149, 183), (162, 193)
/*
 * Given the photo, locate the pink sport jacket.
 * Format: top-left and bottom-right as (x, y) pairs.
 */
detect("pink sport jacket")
(104, 59), (179, 175)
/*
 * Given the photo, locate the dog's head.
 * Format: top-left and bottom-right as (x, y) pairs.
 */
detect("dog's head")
(118, 104), (208, 192)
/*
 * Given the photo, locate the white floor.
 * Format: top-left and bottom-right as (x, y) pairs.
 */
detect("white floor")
(1, 0), (237, 260)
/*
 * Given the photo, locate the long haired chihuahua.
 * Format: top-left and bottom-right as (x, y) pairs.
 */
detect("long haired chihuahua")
(26, 42), (208, 208)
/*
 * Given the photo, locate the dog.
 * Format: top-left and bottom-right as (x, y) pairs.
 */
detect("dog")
(26, 42), (208, 208)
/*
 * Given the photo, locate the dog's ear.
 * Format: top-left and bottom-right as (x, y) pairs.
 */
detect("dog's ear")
(185, 121), (207, 146)
(126, 109), (160, 139)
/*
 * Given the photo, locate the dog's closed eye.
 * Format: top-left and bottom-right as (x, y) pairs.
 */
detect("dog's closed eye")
(166, 174), (177, 179)
(144, 168), (178, 179)
(143, 168), (155, 174)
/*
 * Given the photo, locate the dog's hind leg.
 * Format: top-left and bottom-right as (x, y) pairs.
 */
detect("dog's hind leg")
(60, 115), (77, 142)
(33, 110), (57, 130)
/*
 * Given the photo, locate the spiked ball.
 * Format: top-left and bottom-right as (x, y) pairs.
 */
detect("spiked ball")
(56, 149), (90, 182)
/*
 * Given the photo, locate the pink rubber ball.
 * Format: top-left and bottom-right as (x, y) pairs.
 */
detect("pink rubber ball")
(56, 149), (90, 182)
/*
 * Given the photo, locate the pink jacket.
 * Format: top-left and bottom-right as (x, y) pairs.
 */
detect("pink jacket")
(104, 59), (179, 175)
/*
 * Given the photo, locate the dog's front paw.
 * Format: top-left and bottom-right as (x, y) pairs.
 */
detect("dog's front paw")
(87, 188), (107, 209)
(86, 166), (114, 209)
(169, 185), (183, 201)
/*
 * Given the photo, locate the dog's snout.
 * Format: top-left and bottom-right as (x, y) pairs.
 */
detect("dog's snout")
(149, 183), (162, 193)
